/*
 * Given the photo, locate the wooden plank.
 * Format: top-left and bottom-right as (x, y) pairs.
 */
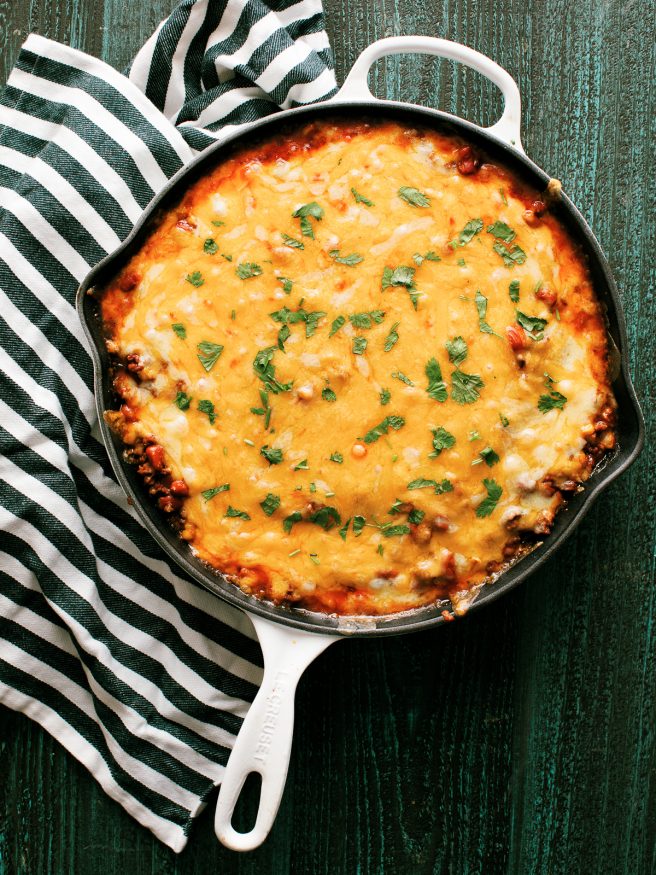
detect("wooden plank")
(0, 0), (654, 872)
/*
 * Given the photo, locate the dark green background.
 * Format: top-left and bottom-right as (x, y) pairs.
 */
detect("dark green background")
(1, 1), (654, 872)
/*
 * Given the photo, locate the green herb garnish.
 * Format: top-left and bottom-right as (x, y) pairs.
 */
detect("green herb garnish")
(293, 459), (309, 471)
(451, 369), (485, 404)
(430, 426), (456, 457)
(538, 373), (567, 413)
(260, 493), (280, 516)
(197, 340), (224, 372)
(450, 217), (483, 248)
(408, 508), (425, 525)
(211, 219), (225, 227)
(283, 511), (303, 533)
(293, 202), (324, 238)
(236, 262), (263, 280)
(330, 250), (363, 266)
(330, 315), (345, 336)
(309, 505), (341, 531)
(509, 280), (520, 303)
(516, 310), (548, 340)
(253, 347), (293, 394)
(174, 391), (192, 410)
(329, 452), (343, 464)
(202, 484), (229, 501)
(352, 336), (368, 355)
(281, 233), (304, 249)
(381, 523), (410, 537)
(198, 399), (216, 424)
(380, 388), (391, 406)
(351, 188), (374, 206)
(425, 357), (448, 402)
(479, 446), (500, 467)
(349, 310), (385, 329)
(186, 271), (204, 287)
(487, 220), (516, 242)
(493, 242), (527, 267)
(352, 516), (366, 536)
(381, 265), (419, 309)
(171, 323), (186, 339)
(476, 479), (503, 518)
(384, 321), (400, 351)
(260, 445), (283, 465)
(204, 238), (218, 254)
(225, 506), (250, 520)
(475, 289), (499, 336)
(392, 370), (414, 386)
(398, 186), (431, 208)
(279, 277), (293, 294)
(445, 336), (468, 366)
(363, 415), (405, 444)
(322, 387), (337, 402)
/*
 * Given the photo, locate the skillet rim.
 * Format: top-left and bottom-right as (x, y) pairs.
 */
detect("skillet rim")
(76, 99), (645, 637)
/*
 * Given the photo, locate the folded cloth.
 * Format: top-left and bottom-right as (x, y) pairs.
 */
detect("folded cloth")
(0, 0), (336, 852)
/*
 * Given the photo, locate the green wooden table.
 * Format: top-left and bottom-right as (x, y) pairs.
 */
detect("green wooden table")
(1, 1), (654, 872)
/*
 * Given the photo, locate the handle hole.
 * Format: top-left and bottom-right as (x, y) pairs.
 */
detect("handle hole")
(230, 771), (262, 834)
(366, 56), (504, 128)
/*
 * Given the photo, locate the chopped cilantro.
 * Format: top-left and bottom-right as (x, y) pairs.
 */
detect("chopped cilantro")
(475, 289), (499, 336)
(425, 357), (448, 402)
(293, 202), (324, 238)
(363, 415), (405, 444)
(392, 370), (414, 386)
(330, 315), (346, 336)
(476, 479), (503, 518)
(260, 445), (283, 465)
(322, 387), (337, 402)
(278, 277), (293, 294)
(352, 336), (368, 355)
(309, 505), (341, 531)
(352, 515), (366, 536)
(329, 452), (343, 463)
(330, 250), (363, 266)
(197, 340), (224, 372)
(283, 511), (302, 533)
(293, 459), (309, 471)
(281, 233), (304, 249)
(384, 321), (400, 352)
(451, 369), (485, 404)
(499, 189), (508, 206)
(221, 253), (233, 261)
(450, 217), (483, 247)
(277, 323), (290, 351)
(538, 373), (567, 413)
(349, 310), (385, 329)
(174, 391), (192, 411)
(338, 518), (351, 540)
(253, 347), (292, 394)
(351, 188), (374, 206)
(457, 258), (466, 267)
(493, 242), (527, 266)
(487, 220), (516, 242)
(408, 508), (425, 525)
(211, 219), (225, 227)
(171, 323), (186, 339)
(445, 336), (468, 366)
(408, 477), (454, 494)
(414, 250), (442, 265)
(430, 426), (456, 457)
(198, 399), (216, 424)
(381, 523), (410, 537)
(516, 310), (548, 341)
(500, 413), (510, 427)
(230, 309), (236, 320)
(202, 484), (229, 500)
(380, 388), (391, 406)
(305, 311), (326, 338)
(204, 238), (218, 254)
(236, 262), (263, 280)
(186, 270), (204, 287)
(398, 186), (431, 207)
(509, 280), (520, 303)
(469, 430), (481, 441)
(381, 265), (419, 309)
(260, 493), (280, 516)
(479, 446), (500, 466)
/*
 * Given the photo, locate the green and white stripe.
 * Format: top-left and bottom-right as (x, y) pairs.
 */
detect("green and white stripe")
(0, 0), (336, 852)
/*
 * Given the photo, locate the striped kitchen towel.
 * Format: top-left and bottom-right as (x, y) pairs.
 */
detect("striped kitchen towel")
(0, 0), (336, 852)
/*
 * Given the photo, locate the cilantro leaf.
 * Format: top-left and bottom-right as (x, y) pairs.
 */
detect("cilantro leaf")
(338, 518), (351, 540)
(278, 277), (293, 294)
(430, 426), (456, 457)
(509, 280), (520, 303)
(186, 270), (204, 287)
(487, 220), (516, 242)
(197, 340), (224, 372)
(363, 415), (405, 444)
(330, 250), (363, 266)
(479, 446), (500, 466)
(211, 219), (225, 227)
(476, 479), (503, 518)
(451, 369), (485, 404)
(202, 484), (229, 501)
(398, 186), (431, 208)
(330, 315), (345, 336)
(281, 233), (304, 249)
(277, 323), (290, 351)
(293, 459), (308, 471)
(500, 413), (510, 427)
(381, 523), (410, 537)
(538, 392), (568, 412)
(384, 321), (400, 352)
(253, 347), (292, 394)
(260, 493), (280, 516)
(260, 445), (283, 465)
(293, 202), (324, 238)
(493, 242), (527, 267)
(329, 452), (343, 463)
(408, 508), (425, 525)
(516, 310), (548, 340)
(392, 370), (414, 386)
(225, 506), (251, 520)
(380, 388), (391, 406)
(407, 477), (454, 495)
(322, 387), (337, 402)
(352, 515), (366, 536)
(171, 323), (186, 339)
(309, 505), (341, 531)
(236, 262), (263, 280)
(204, 238), (218, 254)
(381, 265), (419, 309)
(475, 289), (499, 336)
(352, 336), (367, 355)
(451, 217), (483, 247)
(174, 391), (192, 410)
(198, 399), (216, 424)
(283, 511), (303, 533)
(351, 188), (375, 206)
(305, 311), (326, 338)
(425, 357), (448, 402)
(445, 336), (468, 366)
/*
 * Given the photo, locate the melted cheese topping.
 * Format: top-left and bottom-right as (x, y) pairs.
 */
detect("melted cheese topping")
(100, 118), (615, 615)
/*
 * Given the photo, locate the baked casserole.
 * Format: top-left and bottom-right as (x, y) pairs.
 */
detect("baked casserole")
(98, 118), (616, 615)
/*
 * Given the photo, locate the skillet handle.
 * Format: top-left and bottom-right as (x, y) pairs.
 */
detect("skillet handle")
(214, 615), (337, 851)
(336, 36), (523, 153)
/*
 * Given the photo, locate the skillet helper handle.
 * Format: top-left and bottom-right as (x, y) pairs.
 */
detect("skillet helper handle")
(337, 36), (523, 153)
(214, 615), (337, 851)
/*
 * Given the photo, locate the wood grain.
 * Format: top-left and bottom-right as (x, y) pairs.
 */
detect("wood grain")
(1, 1), (654, 873)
